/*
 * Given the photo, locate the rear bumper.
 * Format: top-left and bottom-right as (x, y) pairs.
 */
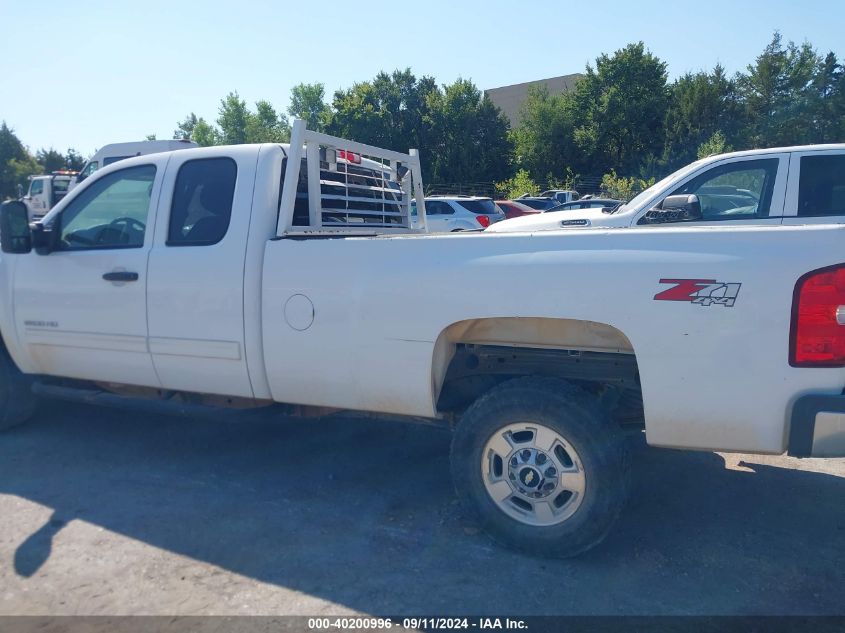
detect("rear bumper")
(788, 394), (845, 457)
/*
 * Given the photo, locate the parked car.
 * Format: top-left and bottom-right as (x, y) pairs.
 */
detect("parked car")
(413, 195), (506, 231)
(545, 198), (622, 213)
(488, 144), (845, 232)
(496, 200), (539, 219)
(539, 189), (580, 204)
(514, 197), (559, 211)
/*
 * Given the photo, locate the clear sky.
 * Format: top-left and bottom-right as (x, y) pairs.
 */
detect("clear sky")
(1, 0), (842, 156)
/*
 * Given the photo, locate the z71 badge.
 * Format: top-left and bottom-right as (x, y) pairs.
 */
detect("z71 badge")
(654, 278), (742, 307)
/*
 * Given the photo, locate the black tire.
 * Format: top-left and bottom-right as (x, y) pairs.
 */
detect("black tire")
(450, 376), (630, 558)
(0, 344), (37, 431)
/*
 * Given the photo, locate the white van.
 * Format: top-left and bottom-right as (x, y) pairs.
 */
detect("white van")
(73, 139), (198, 188)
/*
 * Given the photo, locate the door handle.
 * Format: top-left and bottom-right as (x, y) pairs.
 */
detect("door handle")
(102, 271), (139, 282)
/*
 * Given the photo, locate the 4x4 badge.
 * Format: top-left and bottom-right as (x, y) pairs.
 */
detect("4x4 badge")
(654, 279), (741, 307)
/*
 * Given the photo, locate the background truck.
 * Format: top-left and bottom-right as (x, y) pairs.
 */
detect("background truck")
(490, 144), (845, 232)
(538, 189), (580, 204)
(0, 121), (843, 557)
(20, 170), (76, 220)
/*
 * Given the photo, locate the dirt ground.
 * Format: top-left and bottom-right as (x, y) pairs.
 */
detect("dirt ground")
(1, 400), (843, 616)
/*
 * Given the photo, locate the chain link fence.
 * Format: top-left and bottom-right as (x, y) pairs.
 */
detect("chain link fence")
(425, 175), (654, 202)
(425, 176), (606, 200)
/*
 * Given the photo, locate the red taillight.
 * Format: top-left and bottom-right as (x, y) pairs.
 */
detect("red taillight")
(790, 264), (845, 367)
(476, 215), (491, 228)
(338, 150), (361, 164)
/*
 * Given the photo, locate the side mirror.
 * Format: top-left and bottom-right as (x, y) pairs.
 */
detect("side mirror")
(0, 201), (32, 254)
(31, 222), (58, 255)
(642, 194), (702, 224)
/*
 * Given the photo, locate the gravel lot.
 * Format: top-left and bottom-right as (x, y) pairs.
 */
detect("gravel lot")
(1, 399), (843, 616)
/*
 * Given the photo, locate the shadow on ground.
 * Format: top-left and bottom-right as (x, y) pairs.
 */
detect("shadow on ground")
(1, 400), (843, 615)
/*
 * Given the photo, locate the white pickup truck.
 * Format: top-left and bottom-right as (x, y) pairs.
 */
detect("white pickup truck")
(489, 145), (845, 232)
(0, 123), (843, 557)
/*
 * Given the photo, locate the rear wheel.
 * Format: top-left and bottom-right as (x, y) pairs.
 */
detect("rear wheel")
(450, 377), (629, 557)
(0, 345), (36, 431)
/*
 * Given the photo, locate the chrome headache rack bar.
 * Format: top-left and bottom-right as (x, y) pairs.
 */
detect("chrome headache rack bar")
(277, 119), (427, 235)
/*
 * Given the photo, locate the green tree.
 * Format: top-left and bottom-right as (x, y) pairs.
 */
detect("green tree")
(0, 122), (32, 199)
(245, 100), (290, 143)
(811, 51), (845, 142)
(36, 148), (66, 172)
(600, 170), (655, 201)
(511, 85), (579, 182)
(697, 131), (732, 159)
(571, 42), (669, 175)
(737, 32), (823, 147)
(328, 69), (440, 177)
(174, 112), (218, 146)
(426, 78), (513, 184)
(663, 65), (744, 168)
(217, 92), (250, 145)
(173, 113), (199, 140)
(192, 119), (218, 147)
(495, 168), (539, 199)
(288, 83), (330, 131)
(65, 149), (86, 171)
(6, 156), (41, 198)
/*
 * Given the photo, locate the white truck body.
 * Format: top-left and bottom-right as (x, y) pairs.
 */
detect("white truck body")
(1, 123), (842, 555)
(490, 145), (845, 232)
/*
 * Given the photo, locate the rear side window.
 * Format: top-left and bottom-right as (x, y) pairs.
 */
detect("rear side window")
(425, 201), (454, 215)
(456, 199), (497, 214)
(798, 155), (845, 217)
(103, 155), (132, 166)
(168, 158), (237, 246)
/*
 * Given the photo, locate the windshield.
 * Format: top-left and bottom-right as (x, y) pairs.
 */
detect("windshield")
(456, 199), (498, 214)
(613, 160), (707, 213)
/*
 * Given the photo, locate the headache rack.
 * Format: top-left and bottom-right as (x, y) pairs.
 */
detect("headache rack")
(277, 120), (427, 236)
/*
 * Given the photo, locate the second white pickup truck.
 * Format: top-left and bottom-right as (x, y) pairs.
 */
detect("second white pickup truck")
(0, 122), (843, 557)
(489, 144), (845, 231)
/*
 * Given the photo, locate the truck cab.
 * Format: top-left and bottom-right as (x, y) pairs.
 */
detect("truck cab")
(539, 189), (580, 204)
(21, 171), (76, 221)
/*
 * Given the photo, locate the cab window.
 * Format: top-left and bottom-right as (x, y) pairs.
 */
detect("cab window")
(103, 155), (132, 167)
(797, 154), (845, 217)
(57, 165), (156, 250)
(29, 180), (43, 196)
(167, 158), (237, 246)
(666, 158), (779, 221)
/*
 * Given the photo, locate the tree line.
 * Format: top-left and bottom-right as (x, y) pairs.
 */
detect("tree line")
(2, 32), (843, 201)
(0, 124), (86, 199)
(511, 33), (843, 191)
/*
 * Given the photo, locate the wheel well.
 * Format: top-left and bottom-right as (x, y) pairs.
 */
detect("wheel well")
(432, 318), (642, 425)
